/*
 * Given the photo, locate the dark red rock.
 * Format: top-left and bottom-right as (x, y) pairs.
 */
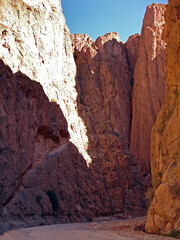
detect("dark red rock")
(0, 59), (146, 234)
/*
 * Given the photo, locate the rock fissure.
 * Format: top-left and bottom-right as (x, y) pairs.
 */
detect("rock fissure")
(3, 163), (32, 207)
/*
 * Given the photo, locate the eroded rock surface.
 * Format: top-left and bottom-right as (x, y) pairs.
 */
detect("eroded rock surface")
(0, 0), (147, 234)
(72, 32), (148, 217)
(71, 32), (146, 210)
(71, 32), (132, 152)
(0, 60), (119, 231)
(0, 0), (90, 165)
(130, 4), (166, 175)
(145, 0), (180, 234)
(0, 0), (171, 235)
(0, 61), (145, 234)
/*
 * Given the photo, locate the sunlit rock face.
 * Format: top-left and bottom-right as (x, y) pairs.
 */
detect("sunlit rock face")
(0, 0), (91, 232)
(130, 4), (166, 175)
(146, 0), (180, 234)
(0, 0), (90, 165)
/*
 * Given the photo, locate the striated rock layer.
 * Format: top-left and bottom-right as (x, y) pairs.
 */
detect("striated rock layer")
(146, 0), (180, 234)
(130, 4), (166, 175)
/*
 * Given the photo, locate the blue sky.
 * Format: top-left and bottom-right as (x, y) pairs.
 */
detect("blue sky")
(62, 0), (168, 43)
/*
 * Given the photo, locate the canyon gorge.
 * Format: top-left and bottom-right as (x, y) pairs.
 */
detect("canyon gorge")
(0, 0), (179, 237)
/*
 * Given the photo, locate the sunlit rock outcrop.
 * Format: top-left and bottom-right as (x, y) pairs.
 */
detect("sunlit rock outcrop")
(146, 0), (180, 234)
(0, 0), (91, 165)
(0, 0), (91, 233)
(130, 4), (166, 175)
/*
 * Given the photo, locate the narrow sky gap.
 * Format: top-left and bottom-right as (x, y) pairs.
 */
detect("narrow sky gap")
(62, 0), (168, 42)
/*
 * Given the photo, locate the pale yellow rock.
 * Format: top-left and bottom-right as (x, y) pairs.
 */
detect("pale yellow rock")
(146, 0), (180, 234)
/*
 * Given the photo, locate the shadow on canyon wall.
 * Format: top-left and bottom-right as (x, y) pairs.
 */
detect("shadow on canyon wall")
(0, 59), (93, 232)
(0, 58), (147, 234)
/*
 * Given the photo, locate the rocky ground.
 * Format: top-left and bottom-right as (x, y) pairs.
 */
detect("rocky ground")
(0, 217), (174, 240)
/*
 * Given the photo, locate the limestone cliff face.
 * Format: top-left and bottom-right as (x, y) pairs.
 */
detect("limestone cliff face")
(0, 0), (90, 165)
(130, 4), (166, 175)
(146, 0), (180, 234)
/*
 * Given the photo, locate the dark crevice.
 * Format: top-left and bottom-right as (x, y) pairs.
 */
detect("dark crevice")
(3, 164), (32, 207)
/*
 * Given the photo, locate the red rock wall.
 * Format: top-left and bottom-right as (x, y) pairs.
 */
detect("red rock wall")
(0, 59), (146, 233)
(130, 4), (166, 175)
(0, 0), (169, 234)
(146, 0), (180, 234)
(71, 31), (147, 220)
(71, 3), (167, 195)
(71, 32), (132, 151)
(0, 0), (147, 234)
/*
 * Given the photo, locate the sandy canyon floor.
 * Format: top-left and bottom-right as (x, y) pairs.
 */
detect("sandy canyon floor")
(0, 217), (173, 240)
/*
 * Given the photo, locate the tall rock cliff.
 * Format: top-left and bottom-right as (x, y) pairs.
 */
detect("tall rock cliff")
(71, 3), (167, 195)
(71, 32), (132, 157)
(0, 0), (147, 233)
(71, 32), (147, 218)
(146, 0), (180, 234)
(0, 0), (92, 166)
(130, 4), (166, 175)
(0, 0), (94, 232)
(0, 0), (171, 235)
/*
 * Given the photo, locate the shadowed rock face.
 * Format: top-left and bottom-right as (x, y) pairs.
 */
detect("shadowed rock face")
(71, 31), (148, 219)
(0, 0), (147, 234)
(126, 34), (140, 75)
(146, 0), (180, 234)
(71, 32), (132, 156)
(130, 3), (166, 176)
(0, 61), (146, 233)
